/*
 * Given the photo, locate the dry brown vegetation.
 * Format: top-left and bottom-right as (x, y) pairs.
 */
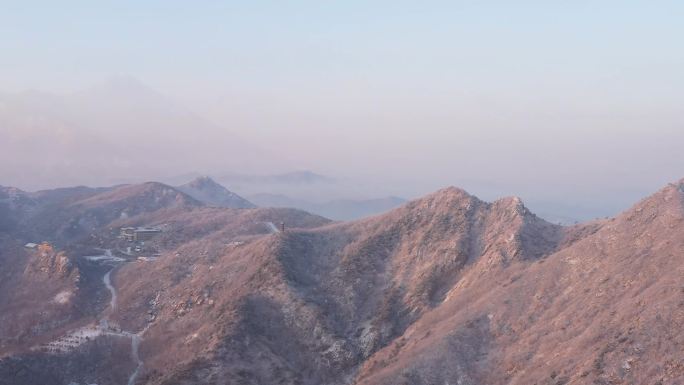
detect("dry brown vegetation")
(0, 179), (682, 384)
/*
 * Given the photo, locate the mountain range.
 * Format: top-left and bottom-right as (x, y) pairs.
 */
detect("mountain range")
(173, 175), (405, 220)
(247, 193), (406, 221)
(0, 178), (682, 384)
(218, 171), (334, 186)
(177, 176), (255, 209)
(0, 78), (262, 190)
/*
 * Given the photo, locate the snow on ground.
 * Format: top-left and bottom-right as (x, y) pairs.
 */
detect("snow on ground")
(35, 322), (138, 355)
(36, 248), (149, 385)
(83, 249), (125, 263)
(36, 325), (105, 354)
(84, 255), (126, 262)
(53, 290), (74, 304)
(264, 221), (280, 233)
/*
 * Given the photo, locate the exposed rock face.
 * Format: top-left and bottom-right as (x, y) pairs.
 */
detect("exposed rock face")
(177, 176), (255, 209)
(0, 240), (84, 357)
(24, 243), (76, 279)
(0, 179), (683, 385)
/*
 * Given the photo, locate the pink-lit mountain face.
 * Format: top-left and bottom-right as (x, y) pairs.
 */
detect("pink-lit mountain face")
(0, 179), (682, 384)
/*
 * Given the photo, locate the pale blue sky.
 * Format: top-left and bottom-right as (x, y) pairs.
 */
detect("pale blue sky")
(1, 1), (683, 219)
(3, 1), (683, 94)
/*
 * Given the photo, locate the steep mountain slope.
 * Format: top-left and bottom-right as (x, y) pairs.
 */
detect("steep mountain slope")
(18, 182), (201, 246)
(177, 176), (255, 209)
(0, 241), (84, 355)
(0, 181), (330, 385)
(0, 179), (682, 385)
(108, 187), (579, 384)
(0, 182), (206, 364)
(114, 182), (682, 385)
(356, 180), (684, 385)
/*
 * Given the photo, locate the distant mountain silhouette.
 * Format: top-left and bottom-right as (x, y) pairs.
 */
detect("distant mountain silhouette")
(218, 170), (334, 185)
(177, 176), (255, 208)
(249, 192), (405, 220)
(0, 78), (261, 190)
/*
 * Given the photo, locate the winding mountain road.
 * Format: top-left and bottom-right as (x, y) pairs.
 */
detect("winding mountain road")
(103, 270), (117, 312)
(100, 253), (145, 385)
(127, 334), (143, 385)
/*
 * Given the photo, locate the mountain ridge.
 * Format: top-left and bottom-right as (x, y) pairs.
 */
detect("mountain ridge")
(0, 178), (682, 384)
(176, 176), (255, 209)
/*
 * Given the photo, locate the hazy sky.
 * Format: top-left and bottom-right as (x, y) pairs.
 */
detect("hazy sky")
(1, 1), (683, 219)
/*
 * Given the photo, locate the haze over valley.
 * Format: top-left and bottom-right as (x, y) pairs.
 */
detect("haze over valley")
(1, 2), (683, 385)
(2, 76), (681, 223)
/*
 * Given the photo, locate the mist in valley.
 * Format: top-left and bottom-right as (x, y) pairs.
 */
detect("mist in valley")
(3, 3), (684, 385)
(2, 1), (683, 222)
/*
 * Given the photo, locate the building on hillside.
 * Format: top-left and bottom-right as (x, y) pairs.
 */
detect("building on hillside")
(120, 226), (162, 242)
(133, 227), (161, 241)
(120, 227), (136, 241)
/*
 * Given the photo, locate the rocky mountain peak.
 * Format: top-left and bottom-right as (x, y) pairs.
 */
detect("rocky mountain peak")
(177, 177), (255, 209)
(409, 186), (478, 211)
(186, 176), (220, 189)
(24, 242), (76, 279)
(619, 178), (684, 223)
(492, 196), (531, 218)
(434, 185), (472, 199)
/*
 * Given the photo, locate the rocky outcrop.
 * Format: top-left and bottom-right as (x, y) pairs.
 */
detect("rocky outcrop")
(23, 243), (77, 280)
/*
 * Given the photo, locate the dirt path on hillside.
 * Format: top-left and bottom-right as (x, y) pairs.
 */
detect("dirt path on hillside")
(103, 269), (117, 312)
(101, 258), (146, 385)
